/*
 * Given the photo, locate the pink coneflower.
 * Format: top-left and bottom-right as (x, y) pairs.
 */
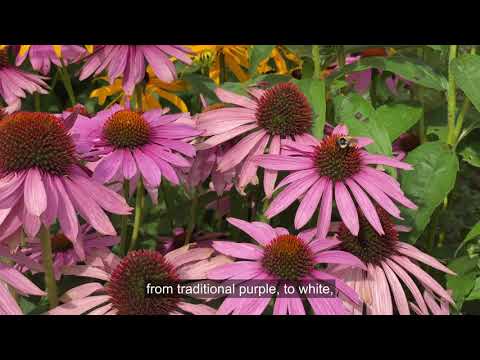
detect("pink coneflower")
(196, 82), (314, 197)
(16, 225), (119, 280)
(76, 104), (201, 202)
(254, 124), (417, 239)
(328, 207), (455, 315)
(79, 45), (193, 96)
(47, 247), (232, 315)
(410, 290), (451, 315)
(16, 45), (86, 75)
(185, 97), (236, 195)
(0, 261), (45, 315)
(0, 47), (49, 113)
(207, 217), (365, 315)
(0, 111), (132, 257)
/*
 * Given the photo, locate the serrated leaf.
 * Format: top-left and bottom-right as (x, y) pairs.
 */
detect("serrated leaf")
(400, 141), (459, 243)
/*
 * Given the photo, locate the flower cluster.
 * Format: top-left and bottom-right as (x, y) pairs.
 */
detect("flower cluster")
(0, 44), (456, 316)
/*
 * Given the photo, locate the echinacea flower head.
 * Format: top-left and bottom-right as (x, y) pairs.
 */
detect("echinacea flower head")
(77, 104), (201, 200)
(47, 247), (232, 315)
(255, 124), (417, 239)
(79, 45), (193, 96)
(329, 207), (455, 315)
(0, 111), (132, 257)
(0, 262), (45, 315)
(17, 224), (119, 280)
(15, 45), (86, 75)
(0, 46), (49, 113)
(207, 217), (365, 315)
(185, 97), (236, 195)
(197, 82), (313, 197)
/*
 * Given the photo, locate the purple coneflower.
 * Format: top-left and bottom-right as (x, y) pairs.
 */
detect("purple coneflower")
(196, 82), (314, 197)
(16, 45), (86, 75)
(79, 45), (193, 96)
(254, 124), (417, 239)
(410, 289), (451, 315)
(328, 207), (455, 315)
(0, 111), (132, 257)
(76, 104), (201, 202)
(0, 47), (49, 113)
(207, 217), (365, 315)
(0, 261), (45, 315)
(16, 225), (119, 280)
(47, 247), (232, 315)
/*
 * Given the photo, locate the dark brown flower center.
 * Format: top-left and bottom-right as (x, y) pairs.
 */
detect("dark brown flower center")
(339, 207), (398, 265)
(106, 250), (180, 315)
(0, 48), (8, 68)
(255, 82), (313, 137)
(0, 112), (76, 176)
(103, 110), (151, 149)
(314, 134), (362, 181)
(262, 235), (313, 280)
(51, 234), (73, 253)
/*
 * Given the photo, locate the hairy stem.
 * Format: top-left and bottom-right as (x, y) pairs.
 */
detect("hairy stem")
(185, 189), (199, 245)
(39, 226), (58, 309)
(129, 179), (144, 251)
(119, 180), (130, 255)
(447, 45), (458, 146)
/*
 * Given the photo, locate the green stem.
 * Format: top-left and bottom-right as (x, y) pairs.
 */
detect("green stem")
(312, 45), (321, 79)
(119, 180), (130, 255)
(129, 179), (144, 251)
(39, 226), (58, 309)
(370, 69), (380, 108)
(185, 189), (198, 245)
(417, 48), (426, 144)
(59, 60), (77, 106)
(447, 45), (458, 146)
(257, 197), (271, 224)
(160, 182), (174, 230)
(219, 52), (226, 85)
(453, 47), (476, 146)
(335, 45), (346, 69)
(34, 93), (41, 112)
(135, 85), (143, 111)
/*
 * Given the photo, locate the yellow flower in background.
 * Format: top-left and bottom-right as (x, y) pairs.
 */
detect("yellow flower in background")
(189, 45), (250, 84)
(257, 46), (302, 75)
(90, 66), (188, 112)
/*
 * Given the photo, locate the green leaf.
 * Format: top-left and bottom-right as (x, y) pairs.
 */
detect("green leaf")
(447, 256), (480, 309)
(376, 102), (423, 141)
(400, 142), (459, 243)
(451, 54), (480, 113)
(338, 55), (448, 91)
(466, 277), (480, 301)
(333, 93), (392, 155)
(456, 220), (480, 256)
(458, 139), (480, 167)
(291, 78), (326, 139)
(249, 45), (275, 75)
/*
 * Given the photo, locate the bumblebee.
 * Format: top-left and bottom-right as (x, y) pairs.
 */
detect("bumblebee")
(336, 136), (358, 149)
